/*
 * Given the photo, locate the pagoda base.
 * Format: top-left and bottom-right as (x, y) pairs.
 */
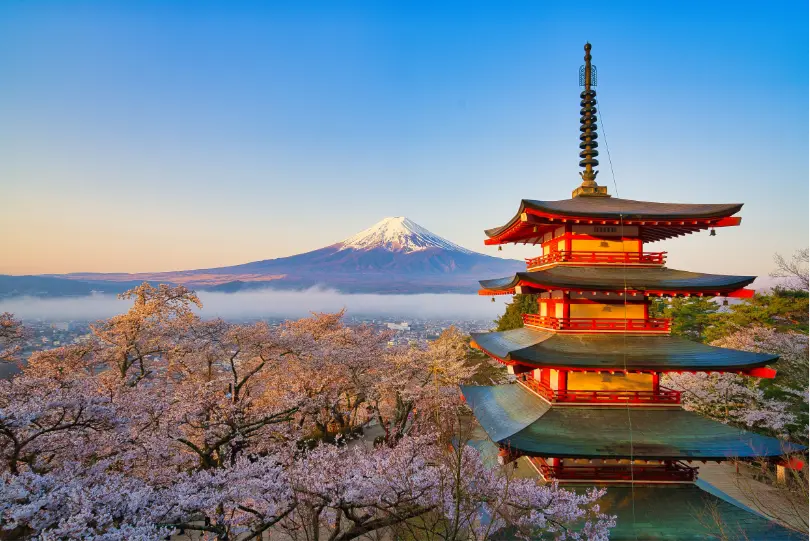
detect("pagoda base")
(469, 437), (804, 540)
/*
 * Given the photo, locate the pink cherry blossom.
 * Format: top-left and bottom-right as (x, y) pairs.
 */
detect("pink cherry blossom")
(0, 312), (28, 365)
(0, 286), (614, 540)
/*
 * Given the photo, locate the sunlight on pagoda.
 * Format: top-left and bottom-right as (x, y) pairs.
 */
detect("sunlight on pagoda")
(461, 43), (805, 540)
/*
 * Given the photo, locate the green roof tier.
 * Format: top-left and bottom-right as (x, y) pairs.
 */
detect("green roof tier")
(484, 198), (743, 244)
(460, 384), (803, 460)
(471, 327), (777, 372)
(600, 482), (805, 540)
(479, 266), (755, 295)
(491, 482), (805, 540)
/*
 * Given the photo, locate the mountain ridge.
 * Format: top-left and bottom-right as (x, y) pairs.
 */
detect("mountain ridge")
(336, 216), (474, 254)
(2, 217), (523, 297)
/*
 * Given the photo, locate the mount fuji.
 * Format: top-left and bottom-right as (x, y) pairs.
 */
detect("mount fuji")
(7, 217), (523, 296)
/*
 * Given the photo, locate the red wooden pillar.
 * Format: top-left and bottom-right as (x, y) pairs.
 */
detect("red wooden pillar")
(652, 372), (660, 394)
(557, 370), (568, 392)
(564, 224), (572, 254)
(563, 293), (570, 322)
(540, 369), (548, 386)
(551, 457), (561, 468)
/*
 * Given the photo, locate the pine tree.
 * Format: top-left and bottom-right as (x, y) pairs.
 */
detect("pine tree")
(706, 290), (809, 341)
(656, 297), (719, 343)
(494, 294), (538, 331)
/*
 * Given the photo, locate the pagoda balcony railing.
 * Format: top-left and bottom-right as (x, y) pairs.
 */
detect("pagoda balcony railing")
(522, 314), (671, 334)
(518, 377), (682, 405)
(526, 251), (666, 269)
(531, 458), (698, 483)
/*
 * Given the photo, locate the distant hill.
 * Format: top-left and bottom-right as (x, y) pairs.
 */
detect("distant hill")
(3, 217), (523, 297)
(0, 275), (143, 299)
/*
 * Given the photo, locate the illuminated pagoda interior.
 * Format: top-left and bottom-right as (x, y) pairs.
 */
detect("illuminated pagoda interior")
(461, 43), (805, 539)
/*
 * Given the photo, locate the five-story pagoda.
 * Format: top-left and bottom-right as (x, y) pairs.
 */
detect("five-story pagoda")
(461, 43), (804, 539)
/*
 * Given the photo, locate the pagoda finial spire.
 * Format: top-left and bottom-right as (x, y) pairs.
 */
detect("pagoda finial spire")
(573, 42), (610, 198)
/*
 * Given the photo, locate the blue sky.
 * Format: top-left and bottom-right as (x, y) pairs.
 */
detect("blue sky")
(1, 1), (807, 276)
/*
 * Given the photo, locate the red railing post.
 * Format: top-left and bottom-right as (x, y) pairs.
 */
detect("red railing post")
(526, 251), (666, 269)
(520, 379), (682, 405)
(523, 315), (672, 334)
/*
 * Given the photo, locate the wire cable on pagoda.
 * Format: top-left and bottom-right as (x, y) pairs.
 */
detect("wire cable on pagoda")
(598, 108), (620, 199)
(588, 44), (639, 539)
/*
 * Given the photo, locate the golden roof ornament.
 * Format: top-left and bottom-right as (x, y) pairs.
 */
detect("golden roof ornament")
(572, 42), (610, 198)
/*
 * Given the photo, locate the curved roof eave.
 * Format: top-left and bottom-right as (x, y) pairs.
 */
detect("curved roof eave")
(484, 198), (743, 239)
(470, 329), (778, 372)
(461, 384), (804, 460)
(478, 266), (756, 294)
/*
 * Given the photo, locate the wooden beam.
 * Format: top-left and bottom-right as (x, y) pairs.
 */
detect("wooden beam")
(744, 367), (777, 379)
(727, 288), (755, 298)
(713, 216), (742, 227)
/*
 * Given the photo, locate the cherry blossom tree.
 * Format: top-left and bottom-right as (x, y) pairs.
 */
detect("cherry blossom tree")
(91, 283), (201, 384)
(2, 437), (614, 541)
(771, 249), (809, 292)
(1, 462), (177, 540)
(0, 374), (120, 475)
(663, 326), (809, 439)
(281, 435), (613, 541)
(0, 313), (27, 364)
(0, 287), (615, 540)
(369, 327), (476, 446)
(280, 311), (390, 441)
(25, 343), (99, 380)
(158, 319), (302, 471)
(663, 370), (795, 434)
(163, 454), (297, 539)
(712, 325), (809, 386)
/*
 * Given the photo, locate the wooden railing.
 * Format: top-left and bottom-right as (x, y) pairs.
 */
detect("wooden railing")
(531, 458), (698, 482)
(522, 314), (671, 333)
(519, 377), (682, 405)
(526, 251), (666, 269)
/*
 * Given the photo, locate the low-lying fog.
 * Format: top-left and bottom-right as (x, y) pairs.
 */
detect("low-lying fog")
(0, 288), (507, 322)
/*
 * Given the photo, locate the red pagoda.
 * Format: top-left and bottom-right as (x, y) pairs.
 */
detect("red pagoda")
(461, 43), (804, 540)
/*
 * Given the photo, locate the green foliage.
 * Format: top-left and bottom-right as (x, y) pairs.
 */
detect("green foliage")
(705, 289), (809, 342)
(653, 290), (809, 344)
(647, 297), (668, 319)
(493, 294), (538, 331)
(656, 297), (719, 342)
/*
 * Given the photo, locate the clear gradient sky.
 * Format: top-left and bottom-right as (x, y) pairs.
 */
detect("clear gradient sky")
(1, 1), (807, 277)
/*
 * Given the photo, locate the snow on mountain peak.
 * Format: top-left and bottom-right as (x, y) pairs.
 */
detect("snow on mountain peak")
(337, 217), (474, 254)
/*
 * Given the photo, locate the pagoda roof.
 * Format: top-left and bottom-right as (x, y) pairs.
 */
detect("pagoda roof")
(460, 384), (804, 460)
(492, 483), (805, 540)
(479, 265), (755, 296)
(484, 198), (743, 244)
(597, 482), (806, 540)
(470, 327), (777, 372)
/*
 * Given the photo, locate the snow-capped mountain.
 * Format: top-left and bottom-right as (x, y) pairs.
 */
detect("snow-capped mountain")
(30, 217), (524, 295)
(337, 217), (475, 254)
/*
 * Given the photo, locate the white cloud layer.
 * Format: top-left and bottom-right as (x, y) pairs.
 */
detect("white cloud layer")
(0, 288), (508, 322)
